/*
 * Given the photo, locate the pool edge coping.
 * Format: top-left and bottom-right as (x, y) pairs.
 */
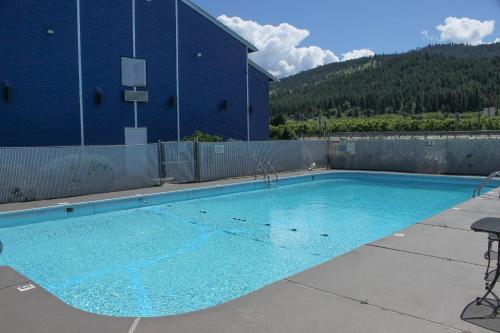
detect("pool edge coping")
(0, 170), (497, 227)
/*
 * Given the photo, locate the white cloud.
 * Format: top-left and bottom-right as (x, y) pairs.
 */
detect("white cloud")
(421, 30), (438, 41)
(218, 15), (339, 78)
(436, 17), (495, 45)
(495, 38), (500, 43)
(342, 49), (375, 61)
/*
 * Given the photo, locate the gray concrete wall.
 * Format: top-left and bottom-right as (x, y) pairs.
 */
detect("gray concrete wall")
(329, 138), (500, 176)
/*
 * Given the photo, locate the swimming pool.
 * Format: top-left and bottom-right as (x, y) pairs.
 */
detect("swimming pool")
(0, 172), (495, 317)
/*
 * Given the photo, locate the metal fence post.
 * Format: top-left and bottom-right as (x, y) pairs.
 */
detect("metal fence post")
(194, 141), (201, 183)
(157, 141), (165, 186)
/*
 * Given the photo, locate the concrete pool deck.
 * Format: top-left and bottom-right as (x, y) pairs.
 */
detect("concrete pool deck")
(0, 171), (499, 332)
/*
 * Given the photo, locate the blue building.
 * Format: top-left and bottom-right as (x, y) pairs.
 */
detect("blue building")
(0, 0), (276, 147)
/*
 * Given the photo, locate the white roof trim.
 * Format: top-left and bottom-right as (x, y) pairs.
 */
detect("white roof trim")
(248, 59), (278, 81)
(180, 0), (258, 53)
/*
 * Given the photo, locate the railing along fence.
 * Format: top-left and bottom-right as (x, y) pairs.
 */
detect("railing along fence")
(0, 144), (160, 204)
(198, 140), (329, 182)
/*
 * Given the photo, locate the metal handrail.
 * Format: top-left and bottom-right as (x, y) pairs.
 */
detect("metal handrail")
(473, 171), (500, 198)
(266, 161), (279, 182)
(256, 162), (271, 184)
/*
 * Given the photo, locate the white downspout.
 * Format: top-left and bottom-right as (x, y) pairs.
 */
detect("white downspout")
(175, 0), (181, 141)
(77, 0), (84, 145)
(132, 0), (138, 128)
(246, 50), (250, 141)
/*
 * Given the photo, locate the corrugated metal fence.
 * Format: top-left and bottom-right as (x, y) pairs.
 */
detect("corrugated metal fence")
(0, 144), (160, 204)
(161, 142), (196, 183)
(0, 140), (329, 204)
(328, 137), (500, 176)
(197, 140), (328, 181)
(2, 138), (499, 204)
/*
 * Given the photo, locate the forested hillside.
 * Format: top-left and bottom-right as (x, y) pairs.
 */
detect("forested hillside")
(270, 43), (500, 119)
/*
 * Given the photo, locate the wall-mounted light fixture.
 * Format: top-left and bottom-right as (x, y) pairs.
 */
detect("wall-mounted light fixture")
(95, 87), (103, 105)
(221, 99), (228, 111)
(3, 81), (12, 103)
(45, 28), (55, 35)
(169, 96), (177, 108)
(196, 52), (203, 58)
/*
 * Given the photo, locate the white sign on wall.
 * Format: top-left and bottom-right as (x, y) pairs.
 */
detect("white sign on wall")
(346, 142), (356, 154)
(214, 145), (225, 154)
(121, 57), (147, 88)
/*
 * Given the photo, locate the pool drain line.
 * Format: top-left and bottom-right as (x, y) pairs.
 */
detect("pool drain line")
(166, 205), (332, 245)
(0, 241), (3, 255)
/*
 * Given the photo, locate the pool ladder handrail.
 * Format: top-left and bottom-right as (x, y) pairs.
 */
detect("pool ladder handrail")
(266, 161), (279, 182)
(255, 162), (278, 185)
(255, 162), (271, 185)
(473, 171), (500, 198)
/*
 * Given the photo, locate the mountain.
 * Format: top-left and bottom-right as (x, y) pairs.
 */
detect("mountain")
(270, 43), (500, 120)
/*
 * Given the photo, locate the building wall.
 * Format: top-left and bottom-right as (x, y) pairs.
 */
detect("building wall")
(249, 67), (270, 141)
(178, 1), (248, 141)
(0, 0), (81, 147)
(81, 0), (134, 146)
(0, 0), (269, 147)
(136, 0), (178, 143)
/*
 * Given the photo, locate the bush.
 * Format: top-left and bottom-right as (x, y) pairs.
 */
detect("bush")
(269, 125), (299, 140)
(270, 114), (287, 126)
(183, 131), (223, 142)
(282, 113), (500, 134)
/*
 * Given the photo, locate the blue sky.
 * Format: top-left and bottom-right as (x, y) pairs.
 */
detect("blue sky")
(194, 0), (500, 77)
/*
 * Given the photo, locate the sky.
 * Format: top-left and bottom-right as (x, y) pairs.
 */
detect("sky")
(193, 0), (500, 78)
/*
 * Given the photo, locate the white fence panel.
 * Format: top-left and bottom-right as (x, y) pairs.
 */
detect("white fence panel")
(198, 141), (329, 182)
(0, 144), (160, 203)
(162, 142), (196, 183)
(328, 138), (500, 176)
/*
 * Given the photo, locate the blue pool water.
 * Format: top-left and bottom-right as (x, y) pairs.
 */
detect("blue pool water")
(0, 173), (490, 317)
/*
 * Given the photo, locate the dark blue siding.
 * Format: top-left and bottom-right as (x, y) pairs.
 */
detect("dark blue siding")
(249, 67), (270, 141)
(136, 0), (178, 142)
(81, 0), (134, 145)
(0, 0), (80, 147)
(178, 2), (248, 141)
(0, 0), (270, 147)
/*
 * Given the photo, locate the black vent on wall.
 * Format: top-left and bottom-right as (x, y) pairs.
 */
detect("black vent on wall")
(249, 105), (253, 114)
(169, 96), (177, 108)
(221, 99), (229, 111)
(95, 87), (103, 105)
(3, 81), (12, 103)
